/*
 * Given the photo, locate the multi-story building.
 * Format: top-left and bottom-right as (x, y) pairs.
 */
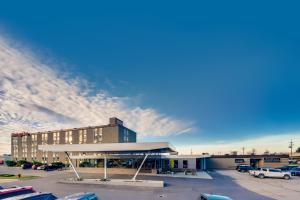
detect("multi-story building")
(11, 118), (136, 163)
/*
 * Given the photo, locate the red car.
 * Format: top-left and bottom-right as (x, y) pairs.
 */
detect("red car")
(0, 186), (35, 199)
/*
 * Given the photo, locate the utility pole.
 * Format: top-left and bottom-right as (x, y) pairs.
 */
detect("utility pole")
(242, 147), (245, 156)
(289, 139), (294, 159)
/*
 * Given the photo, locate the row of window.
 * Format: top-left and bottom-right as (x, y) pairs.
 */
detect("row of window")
(14, 128), (103, 159)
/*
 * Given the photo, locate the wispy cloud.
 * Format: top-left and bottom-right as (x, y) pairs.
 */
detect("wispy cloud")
(0, 35), (194, 154)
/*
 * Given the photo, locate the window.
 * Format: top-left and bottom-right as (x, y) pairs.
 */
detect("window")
(42, 133), (48, 144)
(123, 129), (129, 142)
(53, 152), (59, 162)
(53, 132), (60, 144)
(235, 159), (245, 163)
(93, 128), (102, 143)
(31, 134), (37, 160)
(12, 137), (18, 160)
(183, 160), (188, 168)
(22, 136), (28, 159)
(79, 129), (87, 144)
(264, 157), (281, 163)
(174, 160), (178, 168)
(65, 131), (72, 144)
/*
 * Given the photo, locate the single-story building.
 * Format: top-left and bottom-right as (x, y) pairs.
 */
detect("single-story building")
(207, 154), (289, 170)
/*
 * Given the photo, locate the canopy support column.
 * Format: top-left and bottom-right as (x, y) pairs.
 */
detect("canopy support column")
(104, 154), (108, 180)
(132, 154), (149, 181)
(65, 152), (81, 180)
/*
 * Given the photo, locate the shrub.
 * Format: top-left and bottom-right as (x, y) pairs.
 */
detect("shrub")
(5, 160), (17, 167)
(16, 160), (29, 167)
(79, 161), (91, 167)
(32, 161), (42, 165)
(0, 174), (15, 177)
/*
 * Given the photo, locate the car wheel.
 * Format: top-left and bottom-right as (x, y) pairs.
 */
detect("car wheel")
(258, 174), (265, 179)
(284, 175), (290, 180)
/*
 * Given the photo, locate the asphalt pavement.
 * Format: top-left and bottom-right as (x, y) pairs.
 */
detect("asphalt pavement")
(0, 167), (274, 200)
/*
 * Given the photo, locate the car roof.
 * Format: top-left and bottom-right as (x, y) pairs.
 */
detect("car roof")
(201, 193), (233, 200)
(59, 192), (95, 200)
(0, 186), (33, 194)
(4, 192), (54, 200)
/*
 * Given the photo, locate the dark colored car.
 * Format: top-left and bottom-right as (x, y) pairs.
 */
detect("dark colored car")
(44, 165), (57, 171)
(236, 165), (253, 172)
(22, 163), (33, 170)
(0, 186), (35, 199)
(290, 167), (300, 176)
(4, 192), (57, 200)
(51, 162), (65, 170)
(277, 165), (298, 171)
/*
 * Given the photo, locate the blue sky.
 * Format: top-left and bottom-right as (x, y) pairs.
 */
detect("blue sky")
(0, 1), (300, 154)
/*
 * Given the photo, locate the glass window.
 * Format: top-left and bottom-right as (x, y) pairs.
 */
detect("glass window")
(42, 133), (48, 144)
(65, 131), (73, 144)
(183, 160), (188, 168)
(53, 132), (60, 144)
(79, 129), (87, 144)
(93, 128), (102, 143)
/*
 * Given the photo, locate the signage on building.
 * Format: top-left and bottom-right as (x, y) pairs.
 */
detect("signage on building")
(11, 132), (31, 137)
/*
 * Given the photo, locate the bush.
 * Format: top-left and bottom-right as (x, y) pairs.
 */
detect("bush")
(0, 174), (15, 177)
(5, 160), (17, 167)
(32, 161), (42, 166)
(16, 160), (30, 167)
(79, 161), (92, 168)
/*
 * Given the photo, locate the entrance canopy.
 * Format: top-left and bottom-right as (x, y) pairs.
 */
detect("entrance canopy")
(38, 142), (176, 181)
(38, 142), (176, 154)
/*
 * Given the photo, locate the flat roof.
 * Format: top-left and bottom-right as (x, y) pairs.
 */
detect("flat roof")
(162, 154), (211, 159)
(38, 142), (176, 154)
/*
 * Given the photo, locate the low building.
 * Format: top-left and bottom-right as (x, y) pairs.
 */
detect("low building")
(207, 154), (289, 170)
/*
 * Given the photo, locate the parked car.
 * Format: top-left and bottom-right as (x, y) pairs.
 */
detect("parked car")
(276, 165), (298, 171)
(290, 167), (300, 176)
(0, 186), (35, 199)
(236, 165), (253, 172)
(51, 162), (65, 170)
(199, 193), (233, 200)
(250, 168), (291, 179)
(32, 164), (42, 170)
(37, 164), (48, 170)
(21, 163), (33, 170)
(4, 192), (57, 200)
(58, 192), (98, 200)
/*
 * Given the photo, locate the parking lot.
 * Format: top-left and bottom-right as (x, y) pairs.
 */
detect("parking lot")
(0, 166), (276, 200)
(217, 170), (300, 200)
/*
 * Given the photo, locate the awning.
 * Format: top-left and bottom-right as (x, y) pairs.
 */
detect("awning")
(38, 142), (176, 154)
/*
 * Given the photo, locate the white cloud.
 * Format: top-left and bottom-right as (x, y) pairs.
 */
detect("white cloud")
(0, 35), (194, 154)
(177, 132), (300, 155)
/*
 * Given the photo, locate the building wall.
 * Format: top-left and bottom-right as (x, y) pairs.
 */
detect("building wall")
(11, 118), (137, 164)
(207, 156), (288, 170)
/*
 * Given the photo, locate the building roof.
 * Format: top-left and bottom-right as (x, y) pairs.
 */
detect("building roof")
(38, 142), (176, 154)
(162, 154), (211, 159)
(211, 154), (289, 158)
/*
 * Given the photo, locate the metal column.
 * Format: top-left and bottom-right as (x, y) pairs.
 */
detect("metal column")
(132, 154), (149, 181)
(65, 152), (81, 180)
(104, 154), (107, 180)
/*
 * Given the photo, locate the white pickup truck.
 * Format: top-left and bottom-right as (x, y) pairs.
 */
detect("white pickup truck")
(249, 168), (291, 180)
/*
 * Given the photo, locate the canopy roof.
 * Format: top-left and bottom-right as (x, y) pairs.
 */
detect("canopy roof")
(38, 142), (176, 154)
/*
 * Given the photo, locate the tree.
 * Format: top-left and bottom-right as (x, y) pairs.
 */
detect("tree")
(264, 150), (270, 155)
(296, 147), (300, 153)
